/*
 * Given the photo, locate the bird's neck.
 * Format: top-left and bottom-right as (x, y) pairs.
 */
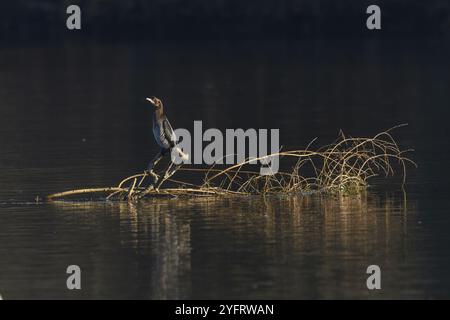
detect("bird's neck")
(154, 107), (164, 120)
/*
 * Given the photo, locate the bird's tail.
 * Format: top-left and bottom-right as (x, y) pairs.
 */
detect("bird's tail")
(174, 146), (189, 161)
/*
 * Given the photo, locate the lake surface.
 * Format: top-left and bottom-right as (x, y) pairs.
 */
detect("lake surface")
(0, 38), (449, 299)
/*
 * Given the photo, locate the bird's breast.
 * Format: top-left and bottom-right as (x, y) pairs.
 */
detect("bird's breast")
(153, 119), (171, 149)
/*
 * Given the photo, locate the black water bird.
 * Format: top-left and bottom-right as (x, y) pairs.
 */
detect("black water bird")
(146, 97), (188, 185)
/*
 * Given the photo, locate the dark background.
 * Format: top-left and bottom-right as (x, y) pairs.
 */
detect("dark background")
(0, 1), (450, 299)
(1, 0), (449, 42)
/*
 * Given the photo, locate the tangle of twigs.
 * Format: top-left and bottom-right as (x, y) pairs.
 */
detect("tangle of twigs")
(47, 125), (416, 201)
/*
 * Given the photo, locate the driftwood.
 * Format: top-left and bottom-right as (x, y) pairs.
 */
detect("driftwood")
(47, 125), (416, 201)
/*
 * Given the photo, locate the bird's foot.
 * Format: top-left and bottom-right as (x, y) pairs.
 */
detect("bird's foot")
(144, 169), (159, 185)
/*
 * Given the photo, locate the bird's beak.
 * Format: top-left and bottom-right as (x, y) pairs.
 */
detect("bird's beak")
(146, 97), (156, 106)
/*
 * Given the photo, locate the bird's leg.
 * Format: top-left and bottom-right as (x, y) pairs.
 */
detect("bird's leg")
(148, 149), (165, 170)
(146, 149), (165, 185)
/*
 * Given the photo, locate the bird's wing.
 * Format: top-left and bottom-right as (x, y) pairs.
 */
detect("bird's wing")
(162, 118), (176, 147)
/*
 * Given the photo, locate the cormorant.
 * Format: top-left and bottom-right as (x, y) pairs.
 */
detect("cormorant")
(146, 97), (188, 185)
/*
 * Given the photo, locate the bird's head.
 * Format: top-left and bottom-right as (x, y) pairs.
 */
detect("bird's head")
(146, 97), (163, 110)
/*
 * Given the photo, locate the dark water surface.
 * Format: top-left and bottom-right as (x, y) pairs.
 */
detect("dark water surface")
(0, 38), (449, 299)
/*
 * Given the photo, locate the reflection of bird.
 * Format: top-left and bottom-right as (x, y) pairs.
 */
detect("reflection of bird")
(146, 97), (188, 185)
